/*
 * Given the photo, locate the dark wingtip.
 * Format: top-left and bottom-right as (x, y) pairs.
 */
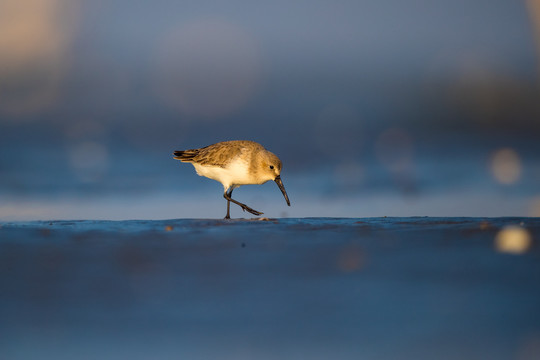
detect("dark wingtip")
(173, 150), (184, 160)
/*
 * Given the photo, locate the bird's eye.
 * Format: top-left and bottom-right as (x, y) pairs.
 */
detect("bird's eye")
(269, 165), (274, 169)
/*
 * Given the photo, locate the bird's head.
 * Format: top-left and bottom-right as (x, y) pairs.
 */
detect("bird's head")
(257, 151), (290, 206)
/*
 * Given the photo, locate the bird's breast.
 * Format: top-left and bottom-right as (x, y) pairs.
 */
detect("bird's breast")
(193, 159), (256, 187)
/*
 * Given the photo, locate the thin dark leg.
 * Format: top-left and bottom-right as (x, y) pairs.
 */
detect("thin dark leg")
(223, 188), (263, 218)
(224, 188), (232, 219)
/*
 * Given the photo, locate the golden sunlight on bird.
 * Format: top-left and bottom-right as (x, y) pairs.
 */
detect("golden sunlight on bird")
(173, 140), (290, 219)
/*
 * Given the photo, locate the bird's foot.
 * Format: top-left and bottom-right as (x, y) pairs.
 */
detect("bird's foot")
(241, 205), (263, 216)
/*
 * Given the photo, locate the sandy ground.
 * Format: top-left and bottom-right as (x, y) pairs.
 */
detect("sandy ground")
(1, 217), (539, 360)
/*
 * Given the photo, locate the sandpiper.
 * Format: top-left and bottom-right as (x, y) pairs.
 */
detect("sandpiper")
(173, 140), (290, 219)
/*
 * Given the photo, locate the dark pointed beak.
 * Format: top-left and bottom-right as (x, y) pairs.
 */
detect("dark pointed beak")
(274, 175), (290, 206)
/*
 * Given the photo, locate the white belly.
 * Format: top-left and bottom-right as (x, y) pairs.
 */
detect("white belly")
(192, 159), (254, 189)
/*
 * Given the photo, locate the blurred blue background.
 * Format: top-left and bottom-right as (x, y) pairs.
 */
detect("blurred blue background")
(1, 0), (540, 219)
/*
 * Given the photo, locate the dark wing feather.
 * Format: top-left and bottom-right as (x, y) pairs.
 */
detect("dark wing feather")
(173, 149), (200, 162)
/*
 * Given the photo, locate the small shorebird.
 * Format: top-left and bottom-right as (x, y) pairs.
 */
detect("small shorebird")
(173, 140), (290, 219)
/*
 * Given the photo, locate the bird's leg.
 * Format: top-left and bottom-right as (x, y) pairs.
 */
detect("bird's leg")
(223, 188), (263, 217)
(224, 188), (232, 219)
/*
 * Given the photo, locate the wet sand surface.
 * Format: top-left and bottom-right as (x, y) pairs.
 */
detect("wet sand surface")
(1, 217), (539, 360)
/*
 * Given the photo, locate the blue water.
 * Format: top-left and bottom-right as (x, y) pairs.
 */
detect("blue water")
(1, 134), (539, 220)
(1, 217), (539, 359)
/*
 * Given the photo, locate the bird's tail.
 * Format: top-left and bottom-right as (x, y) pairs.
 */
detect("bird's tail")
(173, 149), (199, 162)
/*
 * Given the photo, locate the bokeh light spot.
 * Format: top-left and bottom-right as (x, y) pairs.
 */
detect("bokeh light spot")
(491, 148), (521, 185)
(479, 221), (492, 231)
(494, 225), (532, 255)
(337, 245), (366, 272)
(517, 333), (540, 360)
(68, 141), (109, 183)
(0, 0), (78, 117)
(153, 18), (262, 119)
